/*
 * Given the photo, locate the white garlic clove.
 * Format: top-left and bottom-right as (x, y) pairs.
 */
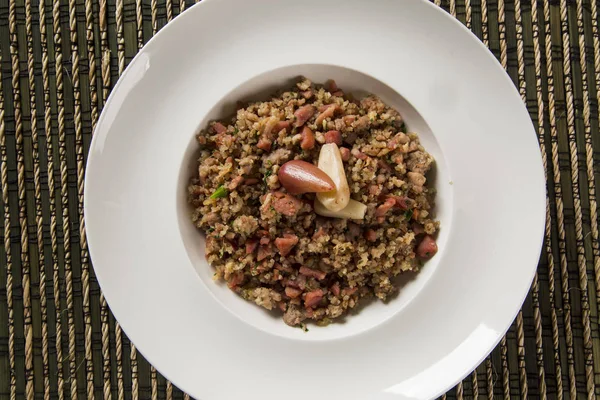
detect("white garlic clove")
(314, 198), (367, 220)
(316, 143), (350, 211)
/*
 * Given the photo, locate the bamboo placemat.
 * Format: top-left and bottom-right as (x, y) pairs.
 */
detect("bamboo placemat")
(0, 0), (599, 398)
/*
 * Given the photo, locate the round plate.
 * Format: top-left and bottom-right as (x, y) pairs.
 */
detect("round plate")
(84, 0), (545, 399)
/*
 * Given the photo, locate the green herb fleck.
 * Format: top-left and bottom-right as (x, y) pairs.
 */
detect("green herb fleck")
(219, 248), (225, 258)
(233, 127), (239, 135)
(206, 227), (215, 233)
(263, 170), (273, 185)
(209, 185), (228, 199)
(404, 209), (413, 220)
(300, 323), (309, 332)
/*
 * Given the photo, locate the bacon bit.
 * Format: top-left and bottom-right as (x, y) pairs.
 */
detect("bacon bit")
(365, 229), (378, 242)
(257, 229), (270, 236)
(375, 198), (397, 223)
(260, 237), (270, 245)
(386, 195), (411, 210)
(412, 209), (420, 220)
(332, 91), (344, 97)
(285, 286), (303, 299)
(272, 193), (304, 216)
(330, 282), (340, 296)
(315, 104), (338, 125)
(324, 130), (342, 145)
(300, 126), (315, 150)
(244, 178), (260, 185)
(245, 240), (259, 254)
(369, 185), (381, 196)
(300, 90), (313, 99)
(257, 244), (272, 261)
(212, 122), (227, 134)
(294, 105), (315, 127)
(197, 136), (207, 145)
(286, 274), (306, 290)
(257, 136), (272, 151)
(351, 148), (368, 160)
(375, 198), (396, 217)
(304, 289), (324, 308)
(274, 121), (291, 133)
(278, 302), (287, 312)
(343, 115), (356, 125)
(339, 147), (351, 161)
(227, 271), (245, 289)
(274, 234), (299, 257)
(412, 223), (425, 235)
(228, 176), (244, 190)
(342, 287), (358, 296)
(312, 226), (327, 240)
(299, 266), (327, 280)
(377, 159), (393, 172)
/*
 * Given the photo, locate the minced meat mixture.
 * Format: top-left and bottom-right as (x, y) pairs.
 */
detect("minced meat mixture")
(188, 78), (439, 327)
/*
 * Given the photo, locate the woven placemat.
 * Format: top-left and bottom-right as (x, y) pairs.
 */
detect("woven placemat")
(0, 0), (599, 398)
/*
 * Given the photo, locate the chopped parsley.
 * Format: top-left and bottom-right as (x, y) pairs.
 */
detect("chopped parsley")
(263, 170), (273, 185)
(404, 209), (413, 220)
(209, 185), (228, 199)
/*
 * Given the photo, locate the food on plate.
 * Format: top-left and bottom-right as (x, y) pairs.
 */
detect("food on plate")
(188, 78), (439, 327)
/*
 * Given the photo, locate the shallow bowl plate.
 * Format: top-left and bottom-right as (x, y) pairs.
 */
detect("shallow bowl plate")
(84, 0), (546, 399)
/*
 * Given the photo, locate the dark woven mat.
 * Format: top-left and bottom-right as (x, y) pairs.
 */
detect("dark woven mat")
(1, 0), (599, 398)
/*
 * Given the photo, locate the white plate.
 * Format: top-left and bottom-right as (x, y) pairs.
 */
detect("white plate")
(84, 0), (546, 398)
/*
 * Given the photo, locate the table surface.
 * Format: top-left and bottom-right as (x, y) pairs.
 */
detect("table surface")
(1, 0), (600, 399)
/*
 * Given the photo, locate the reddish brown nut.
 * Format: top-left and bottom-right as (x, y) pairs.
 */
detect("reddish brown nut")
(324, 130), (342, 145)
(300, 126), (315, 150)
(416, 235), (438, 259)
(278, 160), (335, 195)
(326, 79), (339, 92)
